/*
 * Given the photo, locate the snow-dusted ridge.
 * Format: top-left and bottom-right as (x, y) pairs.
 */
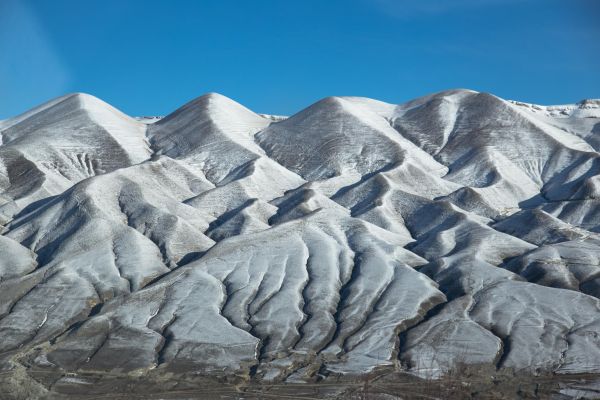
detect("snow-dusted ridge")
(1, 89), (600, 385)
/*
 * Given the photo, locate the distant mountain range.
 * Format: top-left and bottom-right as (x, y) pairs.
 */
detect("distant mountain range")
(1, 90), (600, 391)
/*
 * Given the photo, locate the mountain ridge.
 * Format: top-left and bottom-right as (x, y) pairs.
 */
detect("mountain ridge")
(1, 89), (600, 392)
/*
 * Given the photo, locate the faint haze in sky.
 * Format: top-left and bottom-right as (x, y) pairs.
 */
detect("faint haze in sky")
(0, 0), (598, 119)
(0, 0), (70, 117)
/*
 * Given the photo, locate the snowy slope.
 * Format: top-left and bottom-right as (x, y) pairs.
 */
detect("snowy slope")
(0, 93), (151, 222)
(1, 90), (600, 384)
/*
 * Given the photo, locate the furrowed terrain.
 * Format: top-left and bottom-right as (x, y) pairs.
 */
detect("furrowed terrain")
(1, 90), (600, 399)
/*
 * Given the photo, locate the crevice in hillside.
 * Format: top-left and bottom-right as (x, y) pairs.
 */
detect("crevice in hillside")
(339, 263), (395, 354)
(318, 250), (361, 354)
(288, 241), (312, 350)
(110, 239), (133, 293)
(154, 314), (178, 367)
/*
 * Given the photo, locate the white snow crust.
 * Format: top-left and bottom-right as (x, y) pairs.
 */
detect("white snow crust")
(1, 89), (600, 380)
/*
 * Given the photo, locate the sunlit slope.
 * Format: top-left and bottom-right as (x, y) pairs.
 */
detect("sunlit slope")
(1, 90), (599, 381)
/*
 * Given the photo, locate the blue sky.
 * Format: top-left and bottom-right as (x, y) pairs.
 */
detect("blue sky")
(0, 0), (598, 118)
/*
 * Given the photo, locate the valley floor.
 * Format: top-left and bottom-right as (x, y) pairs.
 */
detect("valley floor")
(2, 364), (600, 400)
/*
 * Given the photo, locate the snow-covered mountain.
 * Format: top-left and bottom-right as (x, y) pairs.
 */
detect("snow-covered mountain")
(1, 90), (600, 388)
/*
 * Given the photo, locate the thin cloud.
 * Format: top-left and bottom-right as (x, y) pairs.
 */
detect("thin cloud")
(0, 0), (70, 118)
